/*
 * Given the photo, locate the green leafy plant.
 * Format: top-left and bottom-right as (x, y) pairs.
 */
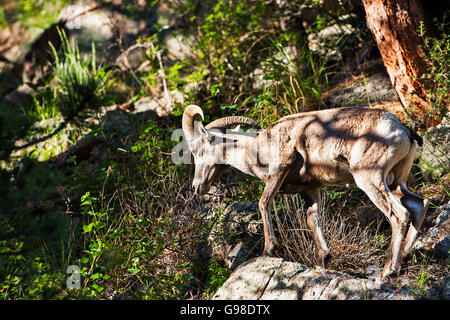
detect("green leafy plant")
(9, 29), (112, 154)
(414, 14), (449, 125)
(203, 259), (230, 298)
(408, 253), (433, 299)
(0, 0), (70, 32)
(261, 40), (329, 115)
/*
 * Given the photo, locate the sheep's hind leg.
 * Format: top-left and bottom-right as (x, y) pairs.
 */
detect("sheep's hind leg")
(353, 172), (410, 279)
(389, 142), (428, 261)
(392, 183), (429, 259)
(301, 188), (330, 269)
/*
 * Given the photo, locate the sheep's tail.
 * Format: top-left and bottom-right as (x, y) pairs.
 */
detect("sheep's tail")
(405, 125), (423, 147)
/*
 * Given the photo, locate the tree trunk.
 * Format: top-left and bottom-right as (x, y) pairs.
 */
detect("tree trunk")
(361, 0), (434, 127)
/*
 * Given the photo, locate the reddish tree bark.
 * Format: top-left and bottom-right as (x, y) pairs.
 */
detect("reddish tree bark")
(361, 0), (435, 126)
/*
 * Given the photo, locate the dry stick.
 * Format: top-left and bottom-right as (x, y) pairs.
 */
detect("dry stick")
(155, 47), (172, 108)
(119, 43), (148, 89)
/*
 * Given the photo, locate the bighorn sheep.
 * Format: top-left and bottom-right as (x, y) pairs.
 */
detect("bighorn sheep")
(182, 105), (428, 279)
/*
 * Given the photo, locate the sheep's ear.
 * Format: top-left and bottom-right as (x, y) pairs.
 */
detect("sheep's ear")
(194, 120), (206, 137)
(198, 123), (208, 137)
(196, 122), (214, 142)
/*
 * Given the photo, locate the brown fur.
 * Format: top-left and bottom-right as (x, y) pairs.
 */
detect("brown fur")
(183, 106), (429, 279)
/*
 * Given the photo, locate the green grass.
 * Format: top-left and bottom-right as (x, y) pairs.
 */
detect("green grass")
(1, 118), (199, 299)
(50, 29), (112, 123)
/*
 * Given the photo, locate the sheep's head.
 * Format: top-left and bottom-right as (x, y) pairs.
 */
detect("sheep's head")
(182, 105), (260, 195)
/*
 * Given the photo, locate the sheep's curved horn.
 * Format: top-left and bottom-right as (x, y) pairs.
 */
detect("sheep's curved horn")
(205, 116), (261, 130)
(182, 105), (204, 143)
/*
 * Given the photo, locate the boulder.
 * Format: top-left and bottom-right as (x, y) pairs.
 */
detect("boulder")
(413, 201), (450, 261)
(0, 21), (29, 62)
(321, 68), (400, 111)
(4, 84), (34, 107)
(307, 16), (357, 58)
(58, 0), (140, 61)
(213, 257), (284, 300)
(59, 1), (115, 40)
(132, 91), (185, 117)
(163, 33), (194, 61)
(213, 256), (414, 300)
(208, 201), (262, 269)
(133, 97), (161, 115)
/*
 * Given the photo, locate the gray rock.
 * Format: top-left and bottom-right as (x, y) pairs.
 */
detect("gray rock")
(323, 72), (399, 108)
(59, 0), (140, 61)
(133, 97), (159, 113)
(213, 257), (415, 300)
(443, 276), (450, 300)
(227, 242), (256, 270)
(132, 90), (183, 117)
(59, 1), (115, 40)
(259, 261), (309, 300)
(319, 276), (368, 300)
(307, 17), (356, 58)
(4, 84), (34, 107)
(132, 96), (171, 117)
(213, 257), (284, 300)
(414, 202), (450, 260)
(208, 201), (262, 269)
(435, 203), (450, 226)
(0, 21), (29, 62)
(163, 33), (194, 61)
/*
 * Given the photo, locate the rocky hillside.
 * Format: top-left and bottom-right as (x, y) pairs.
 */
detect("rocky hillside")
(0, 0), (448, 300)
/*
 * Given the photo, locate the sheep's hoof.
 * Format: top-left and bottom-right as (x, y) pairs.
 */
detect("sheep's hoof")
(381, 265), (401, 281)
(262, 247), (275, 257)
(262, 241), (276, 257)
(261, 251), (272, 257)
(261, 249), (274, 257)
(320, 252), (331, 269)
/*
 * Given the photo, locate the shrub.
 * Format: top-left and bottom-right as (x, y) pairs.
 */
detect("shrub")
(412, 13), (450, 126)
(63, 119), (211, 299)
(273, 191), (387, 276)
(50, 29), (112, 123)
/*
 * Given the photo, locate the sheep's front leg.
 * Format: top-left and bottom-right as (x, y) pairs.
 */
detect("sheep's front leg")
(259, 166), (292, 256)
